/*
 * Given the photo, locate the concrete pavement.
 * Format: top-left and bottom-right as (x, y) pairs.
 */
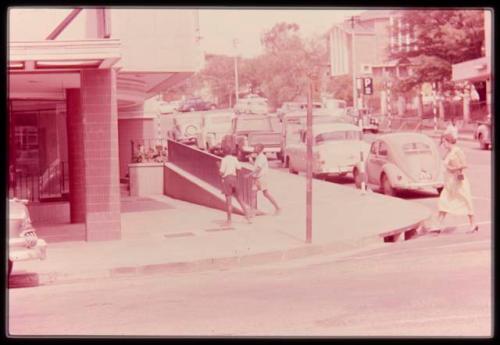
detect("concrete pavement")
(10, 170), (431, 287)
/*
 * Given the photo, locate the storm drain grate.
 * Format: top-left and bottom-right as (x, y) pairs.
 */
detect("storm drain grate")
(205, 227), (235, 232)
(163, 232), (196, 238)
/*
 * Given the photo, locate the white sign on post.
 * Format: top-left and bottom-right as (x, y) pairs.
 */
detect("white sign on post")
(329, 25), (349, 76)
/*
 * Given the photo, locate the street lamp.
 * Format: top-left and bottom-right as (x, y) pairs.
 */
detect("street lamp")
(233, 38), (240, 105)
(348, 16), (360, 109)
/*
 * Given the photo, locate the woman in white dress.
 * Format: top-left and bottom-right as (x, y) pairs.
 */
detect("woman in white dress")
(437, 133), (478, 233)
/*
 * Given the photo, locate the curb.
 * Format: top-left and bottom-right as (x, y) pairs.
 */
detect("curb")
(10, 222), (424, 288)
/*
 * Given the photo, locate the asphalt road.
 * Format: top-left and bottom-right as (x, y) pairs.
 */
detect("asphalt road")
(7, 220), (491, 337)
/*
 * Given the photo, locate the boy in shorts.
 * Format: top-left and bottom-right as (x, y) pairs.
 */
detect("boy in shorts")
(247, 143), (281, 215)
(218, 146), (252, 226)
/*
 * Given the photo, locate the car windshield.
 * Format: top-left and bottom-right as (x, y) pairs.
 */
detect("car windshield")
(315, 130), (361, 144)
(236, 118), (272, 131)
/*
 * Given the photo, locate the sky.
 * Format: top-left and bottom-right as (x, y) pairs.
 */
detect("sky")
(197, 9), (363, 57)
(8, 7), (363, 58)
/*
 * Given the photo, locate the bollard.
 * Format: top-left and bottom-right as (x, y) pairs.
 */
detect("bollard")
(359, 151), (366, 195)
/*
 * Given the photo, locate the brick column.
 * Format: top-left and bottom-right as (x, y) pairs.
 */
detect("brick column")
(66, 89), (86, 223)
(80, 69), (121, 241)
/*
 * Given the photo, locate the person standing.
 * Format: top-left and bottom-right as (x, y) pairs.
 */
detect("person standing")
(436, 132), (478, 233)
(442, 118), (459, 143)
(247, 143), (281, 215)
(218, 146), (252, 226)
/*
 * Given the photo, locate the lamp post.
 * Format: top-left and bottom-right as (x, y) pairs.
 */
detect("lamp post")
(349, 16), (359, 110)
(233, 38), (240, 105)
(306, 75), (314, 243)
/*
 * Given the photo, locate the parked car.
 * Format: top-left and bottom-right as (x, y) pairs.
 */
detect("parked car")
(355, 132), (444, 196)
(196, 111), (235, 154)
(178, 98), (217, 112)
(474, 117), (492, 150)
(221, 114), (281, 161)
(280, 109), (353, 164)
(276, 101), (323, 121)
(285, 122), (370, 179)
(346, 107), (380, 133)
(8, 198), (47, 278)
(168, 113), (203, 145)
(159, 100), (181, 114)
(234, 97), (269, 115)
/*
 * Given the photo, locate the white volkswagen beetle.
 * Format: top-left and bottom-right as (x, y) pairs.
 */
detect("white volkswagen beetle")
(8, 198), (47, 278)
(354, 132), (444, 196)
(285, 123), (370, 179)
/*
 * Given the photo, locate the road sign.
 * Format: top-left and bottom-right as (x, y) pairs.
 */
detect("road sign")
(329, 25), (349, 76)
(363, 77), (373, 95)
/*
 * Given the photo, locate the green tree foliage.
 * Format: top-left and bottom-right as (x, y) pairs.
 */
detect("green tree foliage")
(258, 23), (328, 109)
(325, 75), (353, 105)
(390, 9), (484, 91)
(199, 54), (236, 106)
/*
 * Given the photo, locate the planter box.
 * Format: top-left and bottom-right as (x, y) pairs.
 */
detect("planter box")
(128, 163), (165, 197)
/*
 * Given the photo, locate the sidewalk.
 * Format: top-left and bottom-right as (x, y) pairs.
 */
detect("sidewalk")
(10, 171), (432, 287)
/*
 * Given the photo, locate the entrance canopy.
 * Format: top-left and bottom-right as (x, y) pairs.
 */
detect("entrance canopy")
(8, 39), (121, 100)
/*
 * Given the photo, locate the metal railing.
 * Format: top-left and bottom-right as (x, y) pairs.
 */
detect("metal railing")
(9, 161), (69, 202)
(167, 139), (257, 209)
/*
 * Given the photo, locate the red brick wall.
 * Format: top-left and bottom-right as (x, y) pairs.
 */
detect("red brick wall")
(80, 69), (121, 241)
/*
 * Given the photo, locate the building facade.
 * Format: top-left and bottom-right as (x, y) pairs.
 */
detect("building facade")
(8, 8), (203, 240)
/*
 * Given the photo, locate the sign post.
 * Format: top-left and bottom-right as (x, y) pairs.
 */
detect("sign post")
(306, 77), (313, 244)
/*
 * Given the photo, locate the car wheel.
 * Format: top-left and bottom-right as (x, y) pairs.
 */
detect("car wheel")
(288, 158), (298, 174)
(478, 134), (488, 150)
(436, 186), (444, 195)
(381, 174), (396, 196)
(353, 168), (362, 189)
(276, 151), (284, 162)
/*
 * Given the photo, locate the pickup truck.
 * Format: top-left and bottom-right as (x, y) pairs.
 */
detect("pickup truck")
(221, 115), (282, 161)
(474, 118), (492, 150)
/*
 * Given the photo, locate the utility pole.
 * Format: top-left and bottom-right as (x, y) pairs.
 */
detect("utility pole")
(306, 76), (313, 244)
(349, 16), (358, 110)
(233, 38), (240, 105)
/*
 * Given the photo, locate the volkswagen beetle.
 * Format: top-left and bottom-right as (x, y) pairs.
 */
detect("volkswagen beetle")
(354, 132), (444, 196)
(8, 198), (47, 278)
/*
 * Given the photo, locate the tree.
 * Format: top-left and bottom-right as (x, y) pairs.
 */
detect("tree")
(390, 9), (484, 92)
(256, 23), (329, 109)
(199, 54), (237, 107)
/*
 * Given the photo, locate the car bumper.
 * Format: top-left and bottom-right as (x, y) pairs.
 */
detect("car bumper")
(241, 146), (280, 154)
(178, 137), (198, 145)
(9, 239), (47, 261)
(317, 164), (355, 175)
(393, 181), (444, 190)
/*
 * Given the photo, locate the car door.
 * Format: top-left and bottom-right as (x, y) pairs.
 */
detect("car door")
(366, 141), (380, 184)
(372, 141), (389, 184)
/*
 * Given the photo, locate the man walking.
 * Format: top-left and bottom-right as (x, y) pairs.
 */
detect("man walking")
(218, 146), (252, 226)
(248, 144), (281, 215)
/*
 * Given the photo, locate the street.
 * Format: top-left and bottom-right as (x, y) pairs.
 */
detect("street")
(8, 223), (491, 337)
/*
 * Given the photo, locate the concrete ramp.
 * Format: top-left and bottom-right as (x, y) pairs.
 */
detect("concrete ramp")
(164, 163), (245, 215)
